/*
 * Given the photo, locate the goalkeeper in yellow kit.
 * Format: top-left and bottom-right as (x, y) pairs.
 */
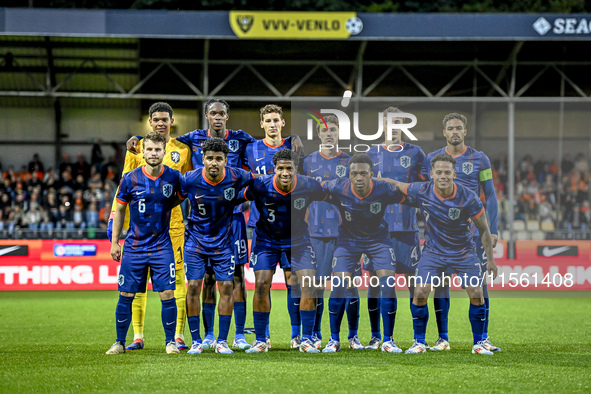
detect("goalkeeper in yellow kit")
(108, 102), (192, 350)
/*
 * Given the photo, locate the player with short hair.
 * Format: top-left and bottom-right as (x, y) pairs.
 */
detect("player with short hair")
(244, 104), (305, 349)
(366, 107), (426, 350)
(108, 102), (192, 351)
(385, 153), (498, 355)
(243, 150), (326, 353)
(419, 113), (500, 352)
(106, 131), (185, 355)
(181, 137), (255, 355)
(321, 154), (407, 354)
(303, 115), (364, 350)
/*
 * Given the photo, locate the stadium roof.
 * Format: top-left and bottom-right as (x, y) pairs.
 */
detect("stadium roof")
(1, 9), (591, 107)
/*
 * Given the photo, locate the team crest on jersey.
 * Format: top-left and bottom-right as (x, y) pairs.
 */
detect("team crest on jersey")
(335, 165), (347, 178)
(370, 202), (382, 214)
(462, 162), (474, 175)
(294, 198), (306, 210)
(170, 151), (180, 163)
(448, 208), (460, 220)
(224, 188), (235, 201)
(400, 156), (411, 169)
(228, 139), (239, 152)
(118, 274), (124, 286)
(162, 183), (173, 198)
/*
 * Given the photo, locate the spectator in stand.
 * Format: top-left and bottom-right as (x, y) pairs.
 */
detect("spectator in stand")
(27, 171), (44, 193)
(519, 154), (533, 180)
(73, 154), (91, 180)
(540, 174), (557, 207)
(43, 168), (59, 190)
(44, 191), (59, 223)
(25, 206), (41, 231)
(0, 193), (11, 233)
(86, 202), (99, 229)
(59, 154), (73, 177)
(74, 174), (87, 192)
(72, 203), (86, 229)
(28, 153), (45, 174)
(91, 139), (105, 174)
(538, 195), (554, 223)
(3, 165), (17, 183)
(568, 204), (588, 231)
(549, 159), (559, 179)
(99, 201), (111, 229)
(493, 152), (507, 191)
(574, 153), (589, 175)
(16, 165), (31, 183)
(56, 204), (74, 230)
(561, 153), (574, 175)
(13, 191), (27, 211)
(39, 207), (54, 232)
(11, 205), (26, 235)
(534, 155), (548, 183)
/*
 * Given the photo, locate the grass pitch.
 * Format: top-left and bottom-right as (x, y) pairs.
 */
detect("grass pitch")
(0, 290), (589, 393)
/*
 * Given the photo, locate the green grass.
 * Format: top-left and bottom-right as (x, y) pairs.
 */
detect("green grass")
(0, 291), (590, 393)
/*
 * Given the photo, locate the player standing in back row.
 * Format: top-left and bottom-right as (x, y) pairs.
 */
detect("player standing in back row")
(244, 104), (304, 349)
(419, 113), (500, 352)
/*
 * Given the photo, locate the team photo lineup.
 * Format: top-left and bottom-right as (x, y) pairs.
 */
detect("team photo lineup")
(105, 99), (501, 356)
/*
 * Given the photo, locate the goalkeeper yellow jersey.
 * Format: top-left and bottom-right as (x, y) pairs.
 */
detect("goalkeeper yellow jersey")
(112, 138), (192, 233)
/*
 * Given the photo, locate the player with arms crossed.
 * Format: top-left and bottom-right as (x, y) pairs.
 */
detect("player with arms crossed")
(108, 102), (192, 351)
(181, 138), (254, 355)
(322, 154), (407, 354)
(106, 132), (185, 355)
(243, 150), (326, 354)
(244, 104), (305, 349)
(366, 107), (426, 350)
(126, 99), (255, 350)
(419, 113), (500, 352)
(303, 115), (364, 350)
(385, 153), (498, 355)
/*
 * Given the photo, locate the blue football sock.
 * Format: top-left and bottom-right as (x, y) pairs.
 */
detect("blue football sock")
(218, 315), (232, 342)
(345, 288), (360, 339)
(161, 298), (177, 343)
(410, 303), (429, 344)
(115, 294), (134, 344)
(433, 286), (450, 341)
(233, 301), (246, 339)
(253, 311), (270, 342)
(313, 290), (324, 338)
(300, 310), (316, 341)
(188, 315), (201, 343)
(265, 289), (271, 338)
(202, 302), (216, 339)
(368, 296), (381, 339)
(287, 285), (301, 338)
(328, 297), (346, 342)
(469, 303), (486, 345)
(483, 284), (490, 338)
(379, 276), (397, 340)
